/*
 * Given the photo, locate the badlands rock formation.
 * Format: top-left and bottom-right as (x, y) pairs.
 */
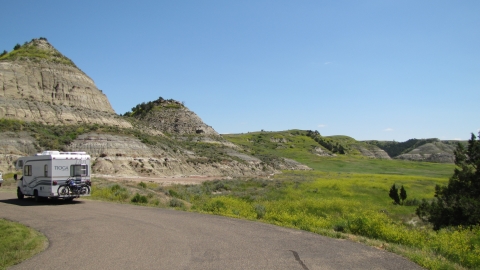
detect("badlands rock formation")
(395, 142), (456, 163)
(0, 38), (308, 177)
(0, 131), (278, 177)
(132, 98), (218, 136)
(356, 146), (391, 159)
(0, 38), (131, 128)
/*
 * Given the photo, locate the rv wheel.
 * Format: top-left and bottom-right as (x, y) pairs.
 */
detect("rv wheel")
(17, 188), (24, 200)
(34, 190), (42, 202)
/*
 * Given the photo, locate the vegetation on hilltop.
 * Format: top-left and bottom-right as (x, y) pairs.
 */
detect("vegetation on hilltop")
(306, 130), (351, 154)
(123, 96), (184, 118)
(0, 38), (77, 67)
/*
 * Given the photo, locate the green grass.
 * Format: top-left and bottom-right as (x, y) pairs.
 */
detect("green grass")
(304, 156), (454, 178)
(223, 130), (455, 178)
(0, 219), (47, 269)
(87, 163), (479, 269)
(89, 178), (166, 207)
(0, 40), (76, 67)
(163, 170), (479, 269)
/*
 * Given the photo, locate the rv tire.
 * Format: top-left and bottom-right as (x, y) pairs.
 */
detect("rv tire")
(34, 190), (42, 202)
(17, 188), (24, 200)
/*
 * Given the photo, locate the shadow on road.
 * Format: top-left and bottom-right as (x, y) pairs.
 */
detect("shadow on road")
(0, 197), (84, 207)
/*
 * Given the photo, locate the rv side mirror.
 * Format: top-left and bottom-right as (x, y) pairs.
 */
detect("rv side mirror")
(14, 174), (17, 181)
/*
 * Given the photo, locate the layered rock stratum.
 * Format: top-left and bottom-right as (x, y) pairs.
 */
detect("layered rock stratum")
(0, 38), (131, 128)
(394, 142), (456, 163)
(128, 98), (218, 136)
(0, 38), (310, 177)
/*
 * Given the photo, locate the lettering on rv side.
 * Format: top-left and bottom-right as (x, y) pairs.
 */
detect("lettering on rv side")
(54, 166), (69, 171)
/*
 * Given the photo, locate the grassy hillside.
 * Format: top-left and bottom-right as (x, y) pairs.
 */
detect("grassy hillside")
(0, 119), (240, 166)
(223, 130), (454, 178)
(0, 38), (76, 67)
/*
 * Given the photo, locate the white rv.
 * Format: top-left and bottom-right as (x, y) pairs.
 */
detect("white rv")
(15, 151), (91, 201)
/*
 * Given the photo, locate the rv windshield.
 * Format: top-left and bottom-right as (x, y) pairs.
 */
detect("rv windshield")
(70, 164), (88, 177)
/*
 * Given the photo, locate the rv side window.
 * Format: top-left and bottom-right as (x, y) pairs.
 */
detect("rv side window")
(44, 164), (48, 177)
(70, 164), (88, 177)
(17, 160), (24, 168)
(24, 165), (32, 176)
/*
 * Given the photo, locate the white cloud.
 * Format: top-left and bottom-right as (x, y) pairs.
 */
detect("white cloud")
(384, 128), (393, 132)
(318, 124), (327, 128)
(324, 62), (332, 65)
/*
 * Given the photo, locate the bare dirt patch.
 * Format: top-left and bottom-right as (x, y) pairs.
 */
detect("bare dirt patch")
(93, 174), (229, 186)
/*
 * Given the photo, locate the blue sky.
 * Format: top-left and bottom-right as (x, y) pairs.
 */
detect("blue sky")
(1, 1), (479, 141)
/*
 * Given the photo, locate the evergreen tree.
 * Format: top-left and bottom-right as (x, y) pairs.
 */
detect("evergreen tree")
(389, 184), (400, 204)
(13, 43), (21, 50)
(0, 50), (7, 57)
(416, 133), (480, 230)
(400, 185), (407, 204)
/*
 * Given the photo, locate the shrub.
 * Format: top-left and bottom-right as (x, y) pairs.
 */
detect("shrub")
(168, 189), (179, 198)
(389, 184), (401, 205)
(169, 198), (184, 208)
(203, 200), (226, 213)
(333, 222), (347, 232)
(400, 185), (407, 204)
(254, 204), (266, 219)
(131, 193), (148, 204)
(138, 182), (147, 189)
(404, 198), (420, 206)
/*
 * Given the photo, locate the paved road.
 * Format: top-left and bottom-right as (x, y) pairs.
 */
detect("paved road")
(0, 192), (422, 270)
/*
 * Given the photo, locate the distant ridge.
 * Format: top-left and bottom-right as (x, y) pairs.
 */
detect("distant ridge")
(366, 138), (461, 163)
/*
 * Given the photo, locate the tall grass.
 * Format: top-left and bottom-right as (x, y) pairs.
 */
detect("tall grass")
(167, 171), (479, 269)
(90, 180), (164, 207)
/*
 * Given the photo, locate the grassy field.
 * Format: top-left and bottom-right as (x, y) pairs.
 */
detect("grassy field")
(88, 155), (479, 269)
(223, 130), (455, 178)
(0, 219), (47, 270)
(164, 170), (479, 269)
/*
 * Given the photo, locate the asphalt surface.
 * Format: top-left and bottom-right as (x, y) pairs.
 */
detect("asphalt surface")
(0, 192), (423, 270)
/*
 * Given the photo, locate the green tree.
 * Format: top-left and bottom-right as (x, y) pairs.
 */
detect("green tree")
(13, 43), (21, 50)
(416, 133), (480, 230)
(400, 185), (407, 204)
(0, 50), (7, 57)
(389, 184), (400, 205)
